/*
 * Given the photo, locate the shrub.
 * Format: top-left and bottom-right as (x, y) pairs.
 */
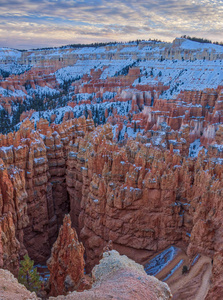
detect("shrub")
(182, 265), (188, 274)
(18, 254), (41, 293)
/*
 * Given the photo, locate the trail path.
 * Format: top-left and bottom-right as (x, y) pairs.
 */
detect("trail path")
(168, 256), (212, 300)
(147, 248), (212, 300)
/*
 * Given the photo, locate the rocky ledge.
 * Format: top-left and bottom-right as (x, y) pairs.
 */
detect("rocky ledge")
(0, 250), (172, 300)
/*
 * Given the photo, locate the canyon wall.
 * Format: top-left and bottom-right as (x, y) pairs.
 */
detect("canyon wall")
(0, 115), (222, 297)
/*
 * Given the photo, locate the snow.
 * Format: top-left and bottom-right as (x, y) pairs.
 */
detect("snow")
(115, 125), (144, 140)
(100, 59), (133, 79)
(144, 246), (179, 276)
(180, 39), (223, 54)
(112, 124), (118, 138)
(24, 100), (131, 127)
(33, 157), (46, 165)
(0, 48), (22, 60)
(162, 259), (184, 281)
(0, 62), (29, 76)
(0, 86), (27, 98)
(133, 59), (223, 98)
(191, 254), (200, 266)
(0, 38), (222, 137)
(0, 145), (13, 152)
(54, 60), (102, 83)
(103, 91), (117, 100)
(189, 139), (204, 157)
(28, 85), (59, 97)
(211, 144), (223, 151)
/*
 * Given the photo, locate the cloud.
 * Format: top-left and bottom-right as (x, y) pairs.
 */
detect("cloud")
(0, 0), (222, 49)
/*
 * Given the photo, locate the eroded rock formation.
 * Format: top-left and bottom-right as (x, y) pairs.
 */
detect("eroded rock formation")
(0, 115), (222, 298)
(0, 250), (172, 300)
(47, 214), (85, 296)
(0, 268), (38, 300)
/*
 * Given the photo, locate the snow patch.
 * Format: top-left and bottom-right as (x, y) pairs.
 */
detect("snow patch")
(144, 246), (179, 276)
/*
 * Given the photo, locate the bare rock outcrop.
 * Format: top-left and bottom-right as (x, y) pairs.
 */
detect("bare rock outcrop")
(0, 268), (39, 300)
(47, 214), (85, 296)
(49, 250), (172, 300)
(0, 250), (172, 300)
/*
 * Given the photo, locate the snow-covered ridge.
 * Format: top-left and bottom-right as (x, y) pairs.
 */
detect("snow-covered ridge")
(52, 57), (223, 98)
(180, 39), (223, 53)
(0, 38), (222, 67)
(132, 59), (223, 98)
(0, 48), (22, 60)
(15, 100), (131, 129)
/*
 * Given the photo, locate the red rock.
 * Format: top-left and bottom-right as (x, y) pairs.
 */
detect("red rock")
(0, 212), (20, 275)
(47, 250), (172, 300)
(47, 214), (86, 296)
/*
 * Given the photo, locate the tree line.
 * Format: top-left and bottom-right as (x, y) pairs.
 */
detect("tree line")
(181, 35), (223, 46)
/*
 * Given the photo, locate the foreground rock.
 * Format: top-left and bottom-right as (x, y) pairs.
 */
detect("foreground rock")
(0, 250), (171, 300)
(0, 268), (39, 300)
(47, 214), (86, 296)
(49, 250), (172, 300)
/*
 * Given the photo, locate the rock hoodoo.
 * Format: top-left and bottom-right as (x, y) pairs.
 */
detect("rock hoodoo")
(47, 214), (85, 296)
(0, 38), (222, 299)
(0, 116), (222, 298)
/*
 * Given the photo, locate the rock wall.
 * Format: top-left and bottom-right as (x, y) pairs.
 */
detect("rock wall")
(0, 156), (28, 274)
(0, 116), (95, 267)
(0, 115), (222, 297)
(65, 125), (222, 272)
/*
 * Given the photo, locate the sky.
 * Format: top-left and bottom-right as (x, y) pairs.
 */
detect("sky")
(0, 0), (222, 49)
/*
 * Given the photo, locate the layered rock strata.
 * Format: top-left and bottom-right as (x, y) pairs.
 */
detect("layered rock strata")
(0, 116), (222, 298)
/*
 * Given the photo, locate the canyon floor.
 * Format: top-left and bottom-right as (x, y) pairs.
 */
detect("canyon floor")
(145, 247), (212, 299)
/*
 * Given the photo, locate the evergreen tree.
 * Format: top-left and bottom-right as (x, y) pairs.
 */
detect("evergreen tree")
(0, 109), (11, 134)
(102, 113), (105, 124)
(18, 254), (41, 293)
(134, 121), (137, 133)
(84, 106), (88, 118)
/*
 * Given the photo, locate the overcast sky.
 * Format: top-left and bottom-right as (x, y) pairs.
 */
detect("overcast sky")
(0, 0), (222, 49)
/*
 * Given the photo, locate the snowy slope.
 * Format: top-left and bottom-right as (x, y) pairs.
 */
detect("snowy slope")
(133, 59), (223, 98)
(16, 100), (131, 128)
(180, 39), (223, 53)
(0, 48), (22, 60)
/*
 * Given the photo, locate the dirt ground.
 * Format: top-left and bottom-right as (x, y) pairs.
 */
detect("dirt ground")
(149, 248), (212, 300)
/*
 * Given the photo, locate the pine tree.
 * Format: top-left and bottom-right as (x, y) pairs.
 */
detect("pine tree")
(134, 121), (137, 133)
(18, 254), (41, 293)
